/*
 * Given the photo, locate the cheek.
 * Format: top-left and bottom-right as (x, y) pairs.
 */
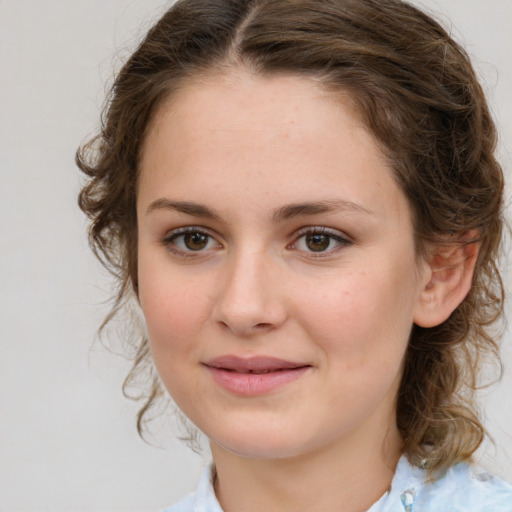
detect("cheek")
(294, 266), (416, 363)
(138, 258), (210, 354)
(138, 271), (211, 404)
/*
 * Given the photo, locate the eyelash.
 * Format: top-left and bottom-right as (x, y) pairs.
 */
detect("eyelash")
(288, 227), (353, 257)
(161, 226), (353, 258)
(162, 226), (221, 257)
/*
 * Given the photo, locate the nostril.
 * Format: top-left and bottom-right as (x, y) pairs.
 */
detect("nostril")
(254, 322), (273, 330)
(215, 319), (274, 336)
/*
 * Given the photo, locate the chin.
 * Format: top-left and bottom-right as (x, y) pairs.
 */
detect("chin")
(212, 436), (308, 460)
(204, 419), (333, 461)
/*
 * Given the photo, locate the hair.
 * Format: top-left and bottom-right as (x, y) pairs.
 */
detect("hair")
(77, 0), (505, 473)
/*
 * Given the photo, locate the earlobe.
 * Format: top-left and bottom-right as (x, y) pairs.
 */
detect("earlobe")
(413, 234), (480, 328)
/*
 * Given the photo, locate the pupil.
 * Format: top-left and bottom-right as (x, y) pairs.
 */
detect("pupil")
(306, 234), (330, 252)
(184, 232), (208, 250)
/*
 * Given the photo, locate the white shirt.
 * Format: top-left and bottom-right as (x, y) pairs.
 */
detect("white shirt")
(163, 455), (512, 511)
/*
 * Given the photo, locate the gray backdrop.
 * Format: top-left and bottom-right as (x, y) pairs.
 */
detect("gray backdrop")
(1, 1), (511, 511)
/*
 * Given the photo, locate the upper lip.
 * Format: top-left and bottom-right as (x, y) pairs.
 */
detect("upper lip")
(203, 355), (310, 373)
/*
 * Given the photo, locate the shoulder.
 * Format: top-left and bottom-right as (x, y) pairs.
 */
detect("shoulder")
(419, 462), (512, 511)
(162, 464), (223, 512)
(162, 492), (196, 512)
(391, 457), (512, 512)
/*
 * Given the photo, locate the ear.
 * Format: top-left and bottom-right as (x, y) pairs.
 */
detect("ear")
(413, 232), (480, 328)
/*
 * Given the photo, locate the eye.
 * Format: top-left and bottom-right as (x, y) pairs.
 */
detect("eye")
(291, 227), (352, 255)
(163, 227), (221, 254)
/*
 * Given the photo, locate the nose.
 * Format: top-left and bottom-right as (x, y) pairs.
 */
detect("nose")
(212, 248), (288, 337)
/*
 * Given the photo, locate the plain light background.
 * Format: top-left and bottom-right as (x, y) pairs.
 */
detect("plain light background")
(1, 1), (511, 511)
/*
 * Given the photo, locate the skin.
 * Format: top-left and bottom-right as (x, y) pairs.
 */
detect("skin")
(136, 71), (469, 512)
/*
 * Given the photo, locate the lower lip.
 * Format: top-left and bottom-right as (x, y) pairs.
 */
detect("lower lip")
(205, 366), (310, 396)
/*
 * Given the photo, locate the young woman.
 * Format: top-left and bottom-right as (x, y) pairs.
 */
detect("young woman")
(77, 0), (512, 510)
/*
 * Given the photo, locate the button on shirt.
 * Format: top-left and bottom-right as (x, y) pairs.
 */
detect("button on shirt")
(163, 455), (512, 511)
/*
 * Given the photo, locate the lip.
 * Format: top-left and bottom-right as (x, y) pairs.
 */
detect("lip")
(203, 356), (311, 396)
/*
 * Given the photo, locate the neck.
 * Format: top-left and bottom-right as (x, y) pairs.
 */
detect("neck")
(211, 425), (403, 512)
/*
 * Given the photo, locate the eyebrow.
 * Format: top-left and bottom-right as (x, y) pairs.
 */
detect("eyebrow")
(271, 200), (373, 222)
(146, 199), (222, 220)
(146, 198), (373, 221)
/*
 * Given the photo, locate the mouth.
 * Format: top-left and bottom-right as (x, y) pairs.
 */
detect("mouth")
(203, 356), (312, 396)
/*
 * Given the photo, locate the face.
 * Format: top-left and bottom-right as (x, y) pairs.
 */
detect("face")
(136, 71), (429, 461)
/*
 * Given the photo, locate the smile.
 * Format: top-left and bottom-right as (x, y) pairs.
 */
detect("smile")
(203, 356), (312, 396)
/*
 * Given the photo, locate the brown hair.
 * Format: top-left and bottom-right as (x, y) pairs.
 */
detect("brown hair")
(77, 0), (505, 472)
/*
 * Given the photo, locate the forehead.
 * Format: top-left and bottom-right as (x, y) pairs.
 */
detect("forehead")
(138, 70), (409, 224)
(141, 70), (364, 164)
